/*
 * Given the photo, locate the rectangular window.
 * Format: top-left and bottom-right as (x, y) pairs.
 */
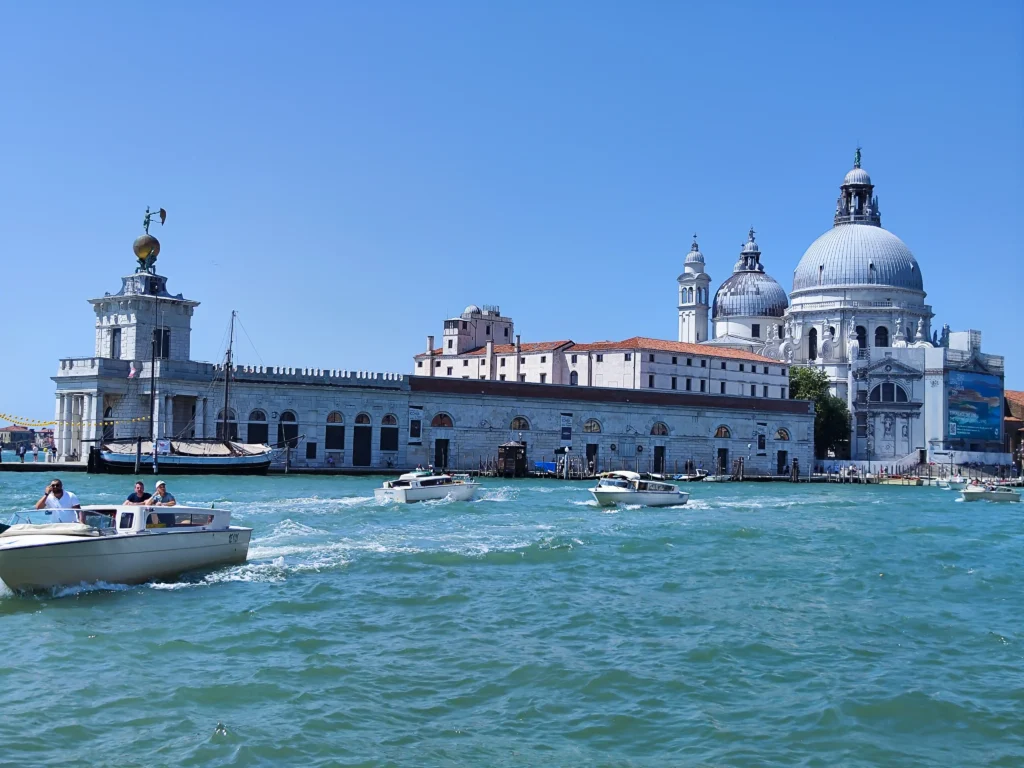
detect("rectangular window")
(781, 387), (787, 399)
(781, 368), (786, 376)
(500, 358), (506, 367)
(700, 380), (706, 392)
(486, 325), (491, 335)
(499, 374), (506, 381)
(720, 382), (726, 394)
(119, 512), (134, 529)
(541, 356), (547, 363)
(752, 323), (761, 338)
(504, 327), (509, 337)
(571, 354), (578, 363)
(417, 361), (423, 368)
(671, 376), (677, 390)
(648, 354), (655, 362)
(461, 321), (467, 329)
(480, 359), (485, 365)
(540, 373), (547, 383)
(739, 364), (744, 372)
(672, 356), (677, 364)
(519, 374), (526, 382)
(152, 328), (170, 359)
(701, 359), (706, 368)
(463, 359), (469, 366)
(110, 328), (121, 359)
(751, 384), (756, 396)
(447, 339), (453, 349)
(721, 361), (726, 370)
(380, 429), (399, 452)
(596, 354), (604, 362)
(306, 442), (317, 460)
(763, 385), (768, 397)
(856, 413), (867, 437)
(686, 378), (692, 391)
(648, 374), (655, 388)
(446, 367), (452, 375)
(409, 421), (421, 440)
(686, 358), (692, 366)
(764, 366), (770, 374)
(520, 357), (525, 364)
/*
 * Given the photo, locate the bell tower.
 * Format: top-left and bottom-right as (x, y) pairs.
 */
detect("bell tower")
(677, 235), (711, 343)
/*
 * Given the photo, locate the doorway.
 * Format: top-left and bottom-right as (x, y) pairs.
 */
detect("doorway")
(716, 448), (729, 475)
(653, 445), (666, 474)
(353, 425), (372, 466)
(777, 450), (788, 475)
(586, 443), (598, 474)
(434, 439), (450, 469)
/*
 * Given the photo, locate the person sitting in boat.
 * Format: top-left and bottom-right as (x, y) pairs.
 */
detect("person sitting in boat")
(33, 478), (83, 523)
(150, 481), (176, 507)
(124, 481), (152, 506)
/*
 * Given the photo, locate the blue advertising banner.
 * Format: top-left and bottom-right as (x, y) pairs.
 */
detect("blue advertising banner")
(947, 372), (1002, 440)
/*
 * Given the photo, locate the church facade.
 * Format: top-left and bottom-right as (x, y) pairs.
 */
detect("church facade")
(681, 152), (1008, 465)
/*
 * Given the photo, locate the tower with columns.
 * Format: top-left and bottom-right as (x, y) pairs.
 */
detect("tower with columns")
(677, 236), (711, 343)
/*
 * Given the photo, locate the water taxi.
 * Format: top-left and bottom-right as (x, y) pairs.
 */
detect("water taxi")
(960, 485), (1020, 503)
(0, 505), (251, 593)
(374, 471), (480, 503)
(590, 471), (689, 507)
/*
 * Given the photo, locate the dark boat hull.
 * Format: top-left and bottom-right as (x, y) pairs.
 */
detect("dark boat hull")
(91, 452), (271, 476)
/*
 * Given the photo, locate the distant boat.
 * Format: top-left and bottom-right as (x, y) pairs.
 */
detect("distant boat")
(960, 485), (1020, 503)
(374, 471), (480, 503)
(590, 471), (689, 507)
(673, 469), (708, 482)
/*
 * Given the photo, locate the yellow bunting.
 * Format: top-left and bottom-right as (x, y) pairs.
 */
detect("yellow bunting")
(0, 412), (151, 428)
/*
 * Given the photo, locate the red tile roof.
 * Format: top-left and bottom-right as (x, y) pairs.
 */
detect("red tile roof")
(1006, 390), (1024, 419)
(416, 336), (779, 364)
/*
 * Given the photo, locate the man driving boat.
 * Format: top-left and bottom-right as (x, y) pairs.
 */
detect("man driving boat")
(124, 481), (152, 505)
(33, 479), (84, 523)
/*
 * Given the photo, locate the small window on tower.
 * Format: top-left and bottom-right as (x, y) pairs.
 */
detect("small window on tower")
(751, 324), (760, 338)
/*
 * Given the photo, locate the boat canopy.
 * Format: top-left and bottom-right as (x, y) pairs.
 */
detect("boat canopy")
(102, 440), (270, 457)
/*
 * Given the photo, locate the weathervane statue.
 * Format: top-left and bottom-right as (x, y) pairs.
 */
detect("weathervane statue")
(132, 206), (167, 273)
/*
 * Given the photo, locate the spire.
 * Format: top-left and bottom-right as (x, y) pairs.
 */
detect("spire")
(691, 233), (700, 252)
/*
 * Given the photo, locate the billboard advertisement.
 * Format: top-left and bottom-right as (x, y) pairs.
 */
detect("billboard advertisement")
(947, 372), (1002, 441)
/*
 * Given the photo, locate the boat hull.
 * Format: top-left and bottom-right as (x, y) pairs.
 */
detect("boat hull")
(590, 489), (689, 507)
(374, 484), (478, 503)
(95, 452), (271, 475)
(0, 528), (252, 592)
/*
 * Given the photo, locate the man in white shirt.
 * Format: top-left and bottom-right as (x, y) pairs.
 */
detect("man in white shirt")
(34, 479), (83, 523)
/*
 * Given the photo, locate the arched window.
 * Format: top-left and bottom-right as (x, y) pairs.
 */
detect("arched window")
(380, 413), (399, 451)
(651, 422), (669, 436)
(715, 425), (731, 439)
(874, 326), (889, 348)
(510, 416), (530, 431)
(583, 419), (601, 433)
(430, 413), (453, 428)
(869, 383), (908, 402)
(277, 410), (298, 448)
(856, 326), (867, 349)
(216, 408), (238, 441)
(102, 406), (114, 442)
(325, 411), (345, 451)
(355, 413), (371, 425)
(569, 371), (579, 386)
(808, 328), (818, 360)
(775, 428), (790, 441)
(247, 409), (269, 445)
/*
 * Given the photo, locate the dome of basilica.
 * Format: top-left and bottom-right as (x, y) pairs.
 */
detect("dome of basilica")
(712, 228), (789, 319)
(793, 153), (924, 294)
(792, 224), (923, 292)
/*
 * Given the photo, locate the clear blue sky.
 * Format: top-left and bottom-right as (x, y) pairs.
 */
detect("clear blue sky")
(1, 1), (1021, 420)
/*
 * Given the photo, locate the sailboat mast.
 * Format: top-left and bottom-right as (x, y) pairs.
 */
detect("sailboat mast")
(222, 311), (235, 440)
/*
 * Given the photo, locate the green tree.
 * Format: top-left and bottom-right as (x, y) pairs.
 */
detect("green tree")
(789, 367), (851, 458)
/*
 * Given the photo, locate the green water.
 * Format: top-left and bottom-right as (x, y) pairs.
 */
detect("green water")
(0, 473), (1020, 767)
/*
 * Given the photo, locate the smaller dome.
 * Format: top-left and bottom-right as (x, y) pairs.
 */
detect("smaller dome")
(684, 236), (704, 264)
(462, 304), (481, 315)
(844, 167), (872, 186)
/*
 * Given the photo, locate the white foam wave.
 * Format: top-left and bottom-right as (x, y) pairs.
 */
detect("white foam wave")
(571, 500), (599, 507)
(476, 487), (519, 503)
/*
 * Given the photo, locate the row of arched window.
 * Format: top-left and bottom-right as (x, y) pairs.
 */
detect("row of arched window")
(681, 286), (708, 304)
(808, 324), (893, 359)
(714, 425), (789, 440)
(215, 409), (401, 449)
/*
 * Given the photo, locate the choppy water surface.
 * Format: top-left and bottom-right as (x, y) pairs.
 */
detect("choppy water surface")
(1, 473), (1020, 767)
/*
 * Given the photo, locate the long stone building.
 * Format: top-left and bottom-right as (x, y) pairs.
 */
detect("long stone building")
(52, 250), (814, 475)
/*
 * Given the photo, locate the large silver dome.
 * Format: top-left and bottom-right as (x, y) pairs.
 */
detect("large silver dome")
(792, 224), (923, 292)
(712, 228), (789, 319)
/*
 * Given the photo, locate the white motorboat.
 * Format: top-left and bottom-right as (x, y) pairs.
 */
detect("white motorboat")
(960, 485), (1021, 503)
(673, 470), (708, 482)
(0, 505), (251, 593)
(590, 471), (689, 507)
(703, 474), (731, 483)
(374, 471), (480, 503)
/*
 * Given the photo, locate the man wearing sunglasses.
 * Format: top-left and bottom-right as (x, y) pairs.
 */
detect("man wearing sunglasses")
(34, 479), (84, 523)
